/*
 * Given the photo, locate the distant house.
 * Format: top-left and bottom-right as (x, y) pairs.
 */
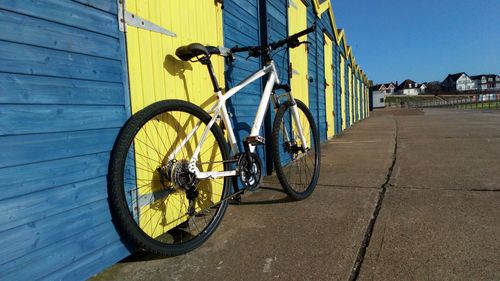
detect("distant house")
(396, 79), (426, 95)
(370, 87), (386, 108)
(370, 82), (398, 108)
(442, 72), (475, 92)
(371, 83), (396, 95)
(381, 83), (397, 95)
(470, 74), (500, 91)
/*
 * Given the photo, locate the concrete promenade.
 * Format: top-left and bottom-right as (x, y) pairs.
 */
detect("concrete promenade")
(93, 108), (500, 281)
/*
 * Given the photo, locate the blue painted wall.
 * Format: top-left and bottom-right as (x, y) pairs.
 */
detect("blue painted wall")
(222, 0), (290, 176)
(306, 3), (327, 142)
(0, 1), (131, 280)
(265, 0), (290, 173)
(334, 41), (342, 134)
(223, 0), (268, 176)
(354, 74), (358, 122)
(345, 53), (351, 128)
(0, 1), (370, 280)
(320, 11), (335, 138)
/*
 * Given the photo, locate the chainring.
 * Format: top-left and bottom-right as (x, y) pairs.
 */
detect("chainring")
(237, 153), (262, 191)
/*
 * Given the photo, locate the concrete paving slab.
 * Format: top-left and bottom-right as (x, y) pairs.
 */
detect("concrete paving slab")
(391, 109), (500, 190)
(400, 109), (500, 140)
(92, 186), (379, 281)
(391, 138), (500, 190)
(92, 108), (500, 281)
(359, 188), (500, 281)
(318, 117), (396, 188)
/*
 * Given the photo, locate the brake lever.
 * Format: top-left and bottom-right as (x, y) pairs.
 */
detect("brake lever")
(245, 48), (260, 60)
(288, 39), (311, 49)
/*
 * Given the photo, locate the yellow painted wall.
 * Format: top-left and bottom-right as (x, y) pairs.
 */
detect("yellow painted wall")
(348, 66), (353, 125)
(357, 78), (361, 121)
(366, 85), (370, 117)
(362, 85), (365, 118)
(324, 34), (334, 138)
(126, 1), (224, 113)
(124, 1), (225, 236)
(288, 0), (309, 106)
(340, 56), (346, 130)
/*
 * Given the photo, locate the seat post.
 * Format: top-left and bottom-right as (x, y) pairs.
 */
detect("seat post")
(201, 58), (221, 92)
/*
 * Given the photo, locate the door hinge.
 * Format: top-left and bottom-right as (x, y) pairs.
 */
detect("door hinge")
(117, 0), (176, 37)
(117, 0), (125, 32)
(124, 12), (176, 36)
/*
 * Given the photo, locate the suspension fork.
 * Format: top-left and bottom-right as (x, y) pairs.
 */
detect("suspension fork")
(290, 100), (308, 150)
(272, 92), (291, 144)
(272, 92), (308, 150)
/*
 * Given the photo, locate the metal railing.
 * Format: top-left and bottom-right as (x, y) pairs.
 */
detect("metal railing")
(385, 92), (500, 110)
(418, 93), (500, 110)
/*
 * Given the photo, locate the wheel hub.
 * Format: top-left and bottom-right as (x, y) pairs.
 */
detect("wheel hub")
(284, 141), (305, 157)
(160, 160), (198, 191)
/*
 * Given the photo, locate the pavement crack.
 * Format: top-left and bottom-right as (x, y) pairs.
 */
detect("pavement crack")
(348, 118), (399, 281)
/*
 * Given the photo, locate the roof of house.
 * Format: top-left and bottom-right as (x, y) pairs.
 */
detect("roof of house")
(370, 82), (396, 91)
(470, 74), (499, 80)
(445, 72), (468, 82)
(396, 79), (417, 90)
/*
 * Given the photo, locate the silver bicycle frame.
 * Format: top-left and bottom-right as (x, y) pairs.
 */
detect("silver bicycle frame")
(167, 60), (308, 180)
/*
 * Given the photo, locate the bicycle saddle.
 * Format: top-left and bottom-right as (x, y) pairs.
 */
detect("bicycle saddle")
(176, 43), (220, 61)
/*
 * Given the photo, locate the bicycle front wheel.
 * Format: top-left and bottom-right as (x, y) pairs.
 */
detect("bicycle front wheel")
(108, 100), (231, 256)
(271, 99), (320, 200)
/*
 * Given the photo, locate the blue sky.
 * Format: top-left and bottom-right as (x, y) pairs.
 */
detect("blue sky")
(331, 0), (500, 84)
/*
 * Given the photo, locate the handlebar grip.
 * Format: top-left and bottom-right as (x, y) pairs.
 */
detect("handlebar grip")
(270, 24), (316, 49)
(290, 23), (316, 40)
(231, 46), (252, 53)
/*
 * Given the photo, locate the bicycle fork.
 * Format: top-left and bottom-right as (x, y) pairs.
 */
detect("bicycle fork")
(272, 90), (309, 152)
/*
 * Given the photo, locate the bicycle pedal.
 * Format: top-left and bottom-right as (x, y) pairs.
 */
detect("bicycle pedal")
(232, 194), (242, 205)
(244, 135), (265, 145)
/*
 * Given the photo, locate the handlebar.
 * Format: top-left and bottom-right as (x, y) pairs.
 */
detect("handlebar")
(270, 23), (316, 50)
(230, 23), (316, 58)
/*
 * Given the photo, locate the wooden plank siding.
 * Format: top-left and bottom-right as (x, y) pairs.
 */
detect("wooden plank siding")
(345, 56), (352, 128)
(0, 1), (131, 280)
(0, 0), (371, 279)
(319, 10), (335, 139)
(223, 0), (269, 175)
(334, 41), (342, 134)
(306, 3), (326, 142)
(265, 0), (290, 174)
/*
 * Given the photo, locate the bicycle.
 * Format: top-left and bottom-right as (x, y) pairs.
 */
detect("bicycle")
(108, 25), (320, 256)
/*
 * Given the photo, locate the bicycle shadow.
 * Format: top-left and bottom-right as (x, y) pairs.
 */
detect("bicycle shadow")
(164, 54), (217, 109)
(230, 185), (295, 206)
(119, 249), (166, 262)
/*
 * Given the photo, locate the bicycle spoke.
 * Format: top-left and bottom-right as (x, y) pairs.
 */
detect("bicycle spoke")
(273, 100), (319, 200)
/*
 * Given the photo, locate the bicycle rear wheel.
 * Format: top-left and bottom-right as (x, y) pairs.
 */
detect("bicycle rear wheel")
(108, 100), (231, 256)
(271, 99), (320, 200)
